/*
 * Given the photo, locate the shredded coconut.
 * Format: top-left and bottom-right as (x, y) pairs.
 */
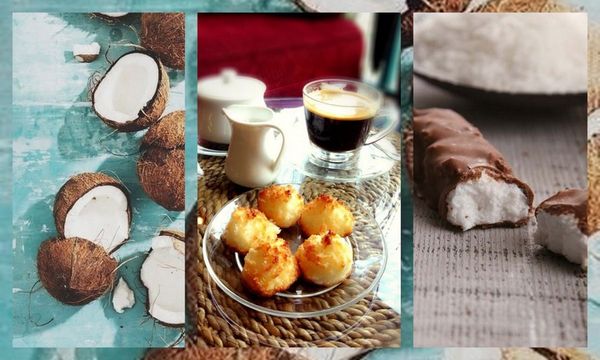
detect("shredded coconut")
(414, 13), (587, 94)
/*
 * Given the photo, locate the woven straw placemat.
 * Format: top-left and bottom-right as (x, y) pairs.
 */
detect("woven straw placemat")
(188, 134), (401, 348)
(145, 343), (307, 360)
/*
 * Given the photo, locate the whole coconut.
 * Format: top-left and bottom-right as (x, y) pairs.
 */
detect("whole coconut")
(37, 237), (117, 305)
(137, 111), (185, 211)
(141, 13), (185, 70)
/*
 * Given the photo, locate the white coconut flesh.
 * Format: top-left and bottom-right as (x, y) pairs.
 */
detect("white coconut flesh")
(112, 277), (135, 313)
(73, 42), (100, 61)
(446, 172), (530, 231)
(141, 235), (185, 325)
(94, 52), (159, 124)
(99, 12), (129, 17)
(64, 185), (129, 253)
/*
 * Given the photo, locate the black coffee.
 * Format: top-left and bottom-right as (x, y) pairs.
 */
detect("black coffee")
(304, 89), (376, 152)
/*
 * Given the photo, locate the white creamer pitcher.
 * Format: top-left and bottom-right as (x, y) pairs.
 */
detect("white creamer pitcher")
(223, 105), (287, 188)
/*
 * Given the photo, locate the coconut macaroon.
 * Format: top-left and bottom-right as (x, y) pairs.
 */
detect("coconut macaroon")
(140, 230), (185, 326)
(295, 231), (353, 287)
(257, 185), (304, 228)
(534, 189), (591, 268)
(137, 111), (185, 211)
(141, 13), (185, 70)
(298, 194), (354, 236)
(222, 207), (280, 254)
(413, 109), (533, 230)
(54, 172), (131, 253)
(37, 237), (117, 305)
(92, 51), (169, 132)
(241, 238), (299, 297)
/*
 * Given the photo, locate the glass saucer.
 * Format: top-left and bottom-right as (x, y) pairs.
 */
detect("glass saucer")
(202, 184), (387, 318)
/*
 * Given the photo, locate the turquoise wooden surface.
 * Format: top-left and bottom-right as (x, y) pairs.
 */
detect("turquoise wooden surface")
(12, 13), (186, 348)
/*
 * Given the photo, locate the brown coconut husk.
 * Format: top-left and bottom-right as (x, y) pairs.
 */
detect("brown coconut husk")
(141, 13), (185, 70)
(137, 111), (185, 211)
(37, 237), (117, 305)
(53, 172), (131, 239)
(91, 51), (169, 132)
(144, 344), (306, 360)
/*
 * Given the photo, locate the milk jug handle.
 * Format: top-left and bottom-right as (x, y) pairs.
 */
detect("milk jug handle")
(265, 123), (287, 172)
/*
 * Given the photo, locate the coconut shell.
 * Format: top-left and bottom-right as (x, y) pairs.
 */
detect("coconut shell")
(141, 111), (185, 150)
(138, 147), (185, 211)
(137, 111), (185, 211)
(159, 229), (185, 241)
(92, 51), (169, 132)
(141, 13), (185, 70)
(37, 237), (117, 305)
(54, 172), (131, 238)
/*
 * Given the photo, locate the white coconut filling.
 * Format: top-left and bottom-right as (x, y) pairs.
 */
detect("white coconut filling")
(94, 52), (159, 123)
(141, 235), (185, 325)
(64, 185), (129, 252)
(446, 172), (529, 230)
(535, 211), (587, 268)
(112, 277), (135, 313)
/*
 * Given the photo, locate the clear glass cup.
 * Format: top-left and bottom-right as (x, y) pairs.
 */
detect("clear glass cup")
(303, 79), (397, 170)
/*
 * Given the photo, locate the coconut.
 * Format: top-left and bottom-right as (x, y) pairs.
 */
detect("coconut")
(92, 51), (169, 132)
(37, 237), (117, 305)
(94, 13), (130, 22)
(140, 13), (185, 70)
(112, 277), (135, 313)
(140, 230), (185, 326)
(137, 111), (185, 211)
(54, 172), (131, 253)
(73, 42), (100, 63)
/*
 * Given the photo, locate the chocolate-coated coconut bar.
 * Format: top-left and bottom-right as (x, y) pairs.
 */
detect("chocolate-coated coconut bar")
(535, 188), (591, 268)
(413, 108), (534, 230)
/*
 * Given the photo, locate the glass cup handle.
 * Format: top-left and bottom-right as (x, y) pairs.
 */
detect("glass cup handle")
(364, 110), (400, 145)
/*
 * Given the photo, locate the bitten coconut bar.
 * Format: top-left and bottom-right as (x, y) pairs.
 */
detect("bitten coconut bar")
(535, 189), (591, 268)
(413, 108), (534, 230)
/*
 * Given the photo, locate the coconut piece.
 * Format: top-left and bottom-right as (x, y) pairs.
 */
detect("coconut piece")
(54, 172), (131, 253)
(137, 111), (185, 211)
(534, 189), (590, 268)
(112, 277), (135, 313)
(140, 230), (185, 326)
(92, 51), (169, 132)
(98, 12), (129, 18)
(140, 13), (185, 70)
(73, 42), (100, 63)
(37, 237), (117, 305)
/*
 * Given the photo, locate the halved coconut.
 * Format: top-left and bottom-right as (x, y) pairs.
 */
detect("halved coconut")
(54, 172), (131, 253)
(137, 111), (185, 211)
(37, 237), (117, 305)
(140, 230), (185, 326)
(92, 51), (169, 132)
(141, 13), (185, 70)
(94, 13), (130, 21)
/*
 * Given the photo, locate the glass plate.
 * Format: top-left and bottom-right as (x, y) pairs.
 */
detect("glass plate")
(202, 184), (387, 318)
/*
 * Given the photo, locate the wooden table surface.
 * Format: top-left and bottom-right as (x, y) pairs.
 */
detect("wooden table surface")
(412, 77), (588, 347)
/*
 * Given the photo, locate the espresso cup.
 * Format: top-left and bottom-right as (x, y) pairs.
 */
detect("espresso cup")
(303, 79), (397, 169)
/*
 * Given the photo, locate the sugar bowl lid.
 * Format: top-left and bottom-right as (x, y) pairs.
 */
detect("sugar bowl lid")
(197, 69), (266, 102)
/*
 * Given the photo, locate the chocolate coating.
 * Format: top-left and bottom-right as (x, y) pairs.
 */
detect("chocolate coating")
(413, 108), (533, 226)
(537, 188), (589, 235)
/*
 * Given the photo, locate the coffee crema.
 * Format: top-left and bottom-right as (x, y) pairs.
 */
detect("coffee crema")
(304, 89), (377, 152)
